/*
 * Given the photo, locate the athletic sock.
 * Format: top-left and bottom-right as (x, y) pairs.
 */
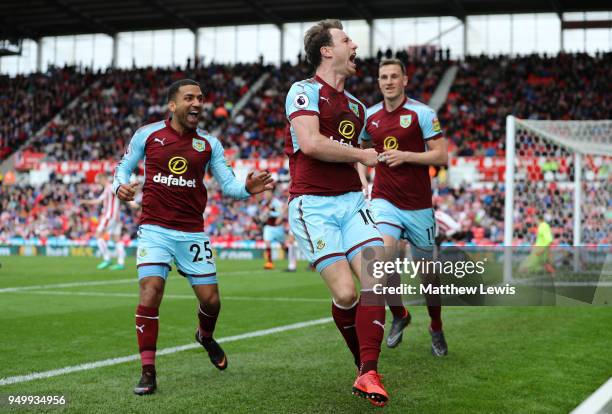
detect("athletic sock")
(287, 244), (297, 270)
(97, 238), (110, 261)
(386, 272), (408, 319)
(135, 305), (159, 367)
(422, 271), (443, 332)
(198, 302), (220, 339)
(428, 306), (443, 332)
(116, 242), (125, 265)
(265, 247), (272, 263)
(390, 305), (408, 320)
(331, 299), (360, 367)
(360, 360), (378, 375)
(356, 291), (385, 375)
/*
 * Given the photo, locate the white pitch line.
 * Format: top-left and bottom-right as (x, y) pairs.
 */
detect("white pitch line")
(224, 296), (328, 303)
(0, 279), (135, 293)
(11, 290), (330, 303)
(0, 317), (333, 386)
(571, 377), (612, 414)
(0, 270), (272, 293)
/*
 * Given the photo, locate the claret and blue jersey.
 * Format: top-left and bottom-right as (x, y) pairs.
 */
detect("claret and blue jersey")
(363, 96), (443, 211)
(113, 119), (250, 285)
(284, 77), (383, 271)
(284, 75), (368, 198)
(113, 119), (250, 232)
(363, 97), (444, 251)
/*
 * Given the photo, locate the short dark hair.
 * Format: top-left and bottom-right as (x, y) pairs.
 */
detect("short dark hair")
(304, 19), (343, 68)
(167, 79), (200, 102)
(379, 58), (406, 75)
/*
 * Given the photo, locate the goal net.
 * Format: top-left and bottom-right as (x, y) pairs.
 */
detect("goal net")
(503, 116), (612, 289)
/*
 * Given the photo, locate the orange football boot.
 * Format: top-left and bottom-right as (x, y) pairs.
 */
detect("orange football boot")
(352, 370), (389, 407)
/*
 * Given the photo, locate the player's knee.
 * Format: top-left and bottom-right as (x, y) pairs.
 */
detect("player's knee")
(334, 290), (358, 308)
(197, 288), (220, 308)
(201, 296), (220, 314)
(203, 291), (220, 307)
(198, 295), (220, 316)
(139, 282), (164, 306)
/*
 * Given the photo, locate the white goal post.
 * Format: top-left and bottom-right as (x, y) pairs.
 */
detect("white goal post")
(503, 116), (612, 282)
(504, 116), (612, 247)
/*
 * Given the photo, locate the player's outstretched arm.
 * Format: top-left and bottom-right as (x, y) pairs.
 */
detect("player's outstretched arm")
(291, 115), (378, 166)
(209, 137), (264, 199)
(113, 128), (147, 200)
(381, 137), (448, 168)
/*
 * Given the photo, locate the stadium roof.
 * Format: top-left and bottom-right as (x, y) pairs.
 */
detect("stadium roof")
(2, 0), (611, 40)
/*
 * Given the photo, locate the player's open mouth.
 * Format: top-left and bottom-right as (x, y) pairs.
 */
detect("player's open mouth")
(349, 53), (357, 67)
(187, 110), (199, 123)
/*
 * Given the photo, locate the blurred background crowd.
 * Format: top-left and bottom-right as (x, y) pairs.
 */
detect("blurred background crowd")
(1, 50), (610, 246)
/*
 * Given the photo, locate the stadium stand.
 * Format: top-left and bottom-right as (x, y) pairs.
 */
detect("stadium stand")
(1, 177), (508, 246)
(440, 52), (612, 156)
(0, 179), (137, 244)
(1, 52), (610, 246)
(0, 66), (95, 160)
(23, 63), (266, 161)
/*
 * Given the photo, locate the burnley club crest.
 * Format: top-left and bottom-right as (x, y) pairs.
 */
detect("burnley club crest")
(192, 138), (206, 152)
(400, 115), (412, 128)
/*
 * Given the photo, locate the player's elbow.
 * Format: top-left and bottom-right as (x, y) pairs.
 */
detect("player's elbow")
(429, 147), (448, 166)
(299, 138), (317, 157)
(429, 138), (449, 166)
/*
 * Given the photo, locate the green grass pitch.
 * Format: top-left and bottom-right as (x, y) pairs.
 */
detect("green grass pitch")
(0, 256), (610, 413)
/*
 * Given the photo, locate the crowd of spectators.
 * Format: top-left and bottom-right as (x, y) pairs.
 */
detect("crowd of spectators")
(3, 169), (608, 246)
(24, 63), (266, 161)
(202, 179), (290, 243)
(433, 183), (505, 245)
(0, 179), (137, 244)
(1, 172), (511, 246)
(0, 174), (283, 245)
(0, 66), (96, 160)
(2, 52), (610, 246)
(440, 52), (612, 156)
(5, 53), (611, 162)
(15, 53), (447, 162)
